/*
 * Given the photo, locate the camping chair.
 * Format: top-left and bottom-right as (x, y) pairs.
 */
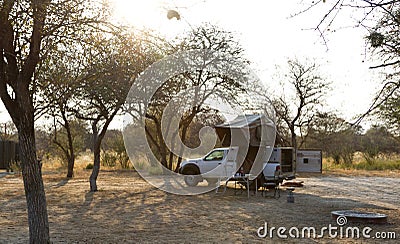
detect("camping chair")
(262, 170), (281, 199)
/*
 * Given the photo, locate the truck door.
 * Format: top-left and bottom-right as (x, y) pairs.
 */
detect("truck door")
(200, 149), (225, 174)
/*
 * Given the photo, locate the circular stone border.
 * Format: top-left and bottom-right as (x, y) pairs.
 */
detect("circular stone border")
(331, 210), (388, 224)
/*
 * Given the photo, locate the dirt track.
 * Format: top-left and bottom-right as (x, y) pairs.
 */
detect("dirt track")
(0, 171), (399, 243)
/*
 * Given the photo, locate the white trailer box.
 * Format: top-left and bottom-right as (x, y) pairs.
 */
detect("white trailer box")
(296, 149), (322, 173)
(269, 147), (295, 174)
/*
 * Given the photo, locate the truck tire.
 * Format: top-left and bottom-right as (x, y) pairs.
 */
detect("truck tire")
(184, 175), (200, 187)
(181, 166), (201, 187)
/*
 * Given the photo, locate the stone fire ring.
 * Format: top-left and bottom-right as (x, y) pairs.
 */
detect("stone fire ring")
(331, 210), (388, 224)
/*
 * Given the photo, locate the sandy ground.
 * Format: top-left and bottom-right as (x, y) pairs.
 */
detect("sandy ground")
(0, 170), (399, 243)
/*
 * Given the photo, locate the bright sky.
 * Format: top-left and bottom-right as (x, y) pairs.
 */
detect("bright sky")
(0, 0), (382, 128)
(111, 0), (381, 125)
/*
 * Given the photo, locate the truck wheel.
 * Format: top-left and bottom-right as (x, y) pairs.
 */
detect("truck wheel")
(206, 179), (218, 186)
(184, 175), (200, 187)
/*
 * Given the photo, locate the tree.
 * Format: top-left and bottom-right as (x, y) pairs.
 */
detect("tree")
(0, 0), (112, 241)
(34, 126), (53, 161)
(37, 49), (83, 178)
(273, 58), (330, 149)
(299, 1), (400, 123)
(143, 24), (250, 172)
(51, 119), (88, 174)
(71, 30), (158, 191)
(307, 112), (361, 164)
(101, 129), (130, 169)
(377, 84), (400, 137)
(361, 125), (400, 164)
(298, 1), (397, 48)
(1, 1), (53, 242)
(0, 121), (18, 141)
(358, 3), (400, 123)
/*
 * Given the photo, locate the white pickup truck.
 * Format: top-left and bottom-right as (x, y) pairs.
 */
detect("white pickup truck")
(179, 147), (287, 187)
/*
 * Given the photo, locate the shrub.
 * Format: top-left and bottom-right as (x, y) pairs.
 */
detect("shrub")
(118, 153), (131, 169)
(354, 160), (400, 170)
(101, 151), (117, 167)
(9, 161), (21, 173)
(148, 166), (163, 175)
(134, 160), (147, 170)
(86, 163), (94, 169)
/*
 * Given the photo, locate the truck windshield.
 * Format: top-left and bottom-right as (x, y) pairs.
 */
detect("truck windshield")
(204, 150), (224, 161)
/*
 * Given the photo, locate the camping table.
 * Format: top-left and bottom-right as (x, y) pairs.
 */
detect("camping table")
(230, 174), (257, 198)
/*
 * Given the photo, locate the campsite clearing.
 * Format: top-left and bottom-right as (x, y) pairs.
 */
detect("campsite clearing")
(0, 170), (399, 243)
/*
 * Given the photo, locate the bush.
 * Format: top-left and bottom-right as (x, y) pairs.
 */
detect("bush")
(354, 160), (400, 170)
(134, 160), (147, 170)
(324, 155), (400, 171)
(101, 151), (117, 167)
(86, 163), (94, 169)
(9, 161), (21, 173)
(118, 153), (131, 169)
(148, 166), (163, 175)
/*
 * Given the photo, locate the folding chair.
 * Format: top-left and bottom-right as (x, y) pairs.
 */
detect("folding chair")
(262, 170), (280, 199)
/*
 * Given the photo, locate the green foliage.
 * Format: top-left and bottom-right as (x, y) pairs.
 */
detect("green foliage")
(101, 151), (117, 167)
(0, 121), (17, 141)
(35, 127), (54, 160)
(324, 154), (400, 171)
(102, 130), (131, 169)
(273, 58), (330, 149)
(307, 112), (360, 165)
(9, 161), (21, 173)
(51, 119), (88, 165)
(119, 154), (131, 169)
(378, 90), (400, 137)
(143, 24), (250, 171)
(134, 160), (147, 170)
(354, 160), (400, 170)
(85, 163), (94, 170)
(361, 125), (400, 164)
(148, 165), (163, 175)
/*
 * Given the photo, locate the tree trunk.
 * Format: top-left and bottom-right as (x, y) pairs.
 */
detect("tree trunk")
(175, 124), (190, 172)
(66, 122), (75, 178)
(90, 141), (101, 192)
(87, 110), (120, 191)
(168, 151), (175, 170)
(90, 123), (100, 192)
(291, 132), (297, 149)
(18, 117), (50, 243)
(290, 126), (297, 172)
(0, 1), (51, 241)
(175, 109), (198, 172)
(66, 155), (74, 178)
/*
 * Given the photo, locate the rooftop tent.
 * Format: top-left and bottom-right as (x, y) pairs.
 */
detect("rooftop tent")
(214, 114), (275, 147)
(214, 114), (276, 175)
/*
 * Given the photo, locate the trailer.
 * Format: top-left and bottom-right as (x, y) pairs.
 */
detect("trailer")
(0, 140), (19, 171)
(268, 147), (295, 174)
(296, 149), (322, 173)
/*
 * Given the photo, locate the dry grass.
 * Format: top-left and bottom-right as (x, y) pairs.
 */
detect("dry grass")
(0, 169), (399, 243)
(319, 154), (400, 177)
(40, 152), (132, 173)
(40, 152), (400, 177)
